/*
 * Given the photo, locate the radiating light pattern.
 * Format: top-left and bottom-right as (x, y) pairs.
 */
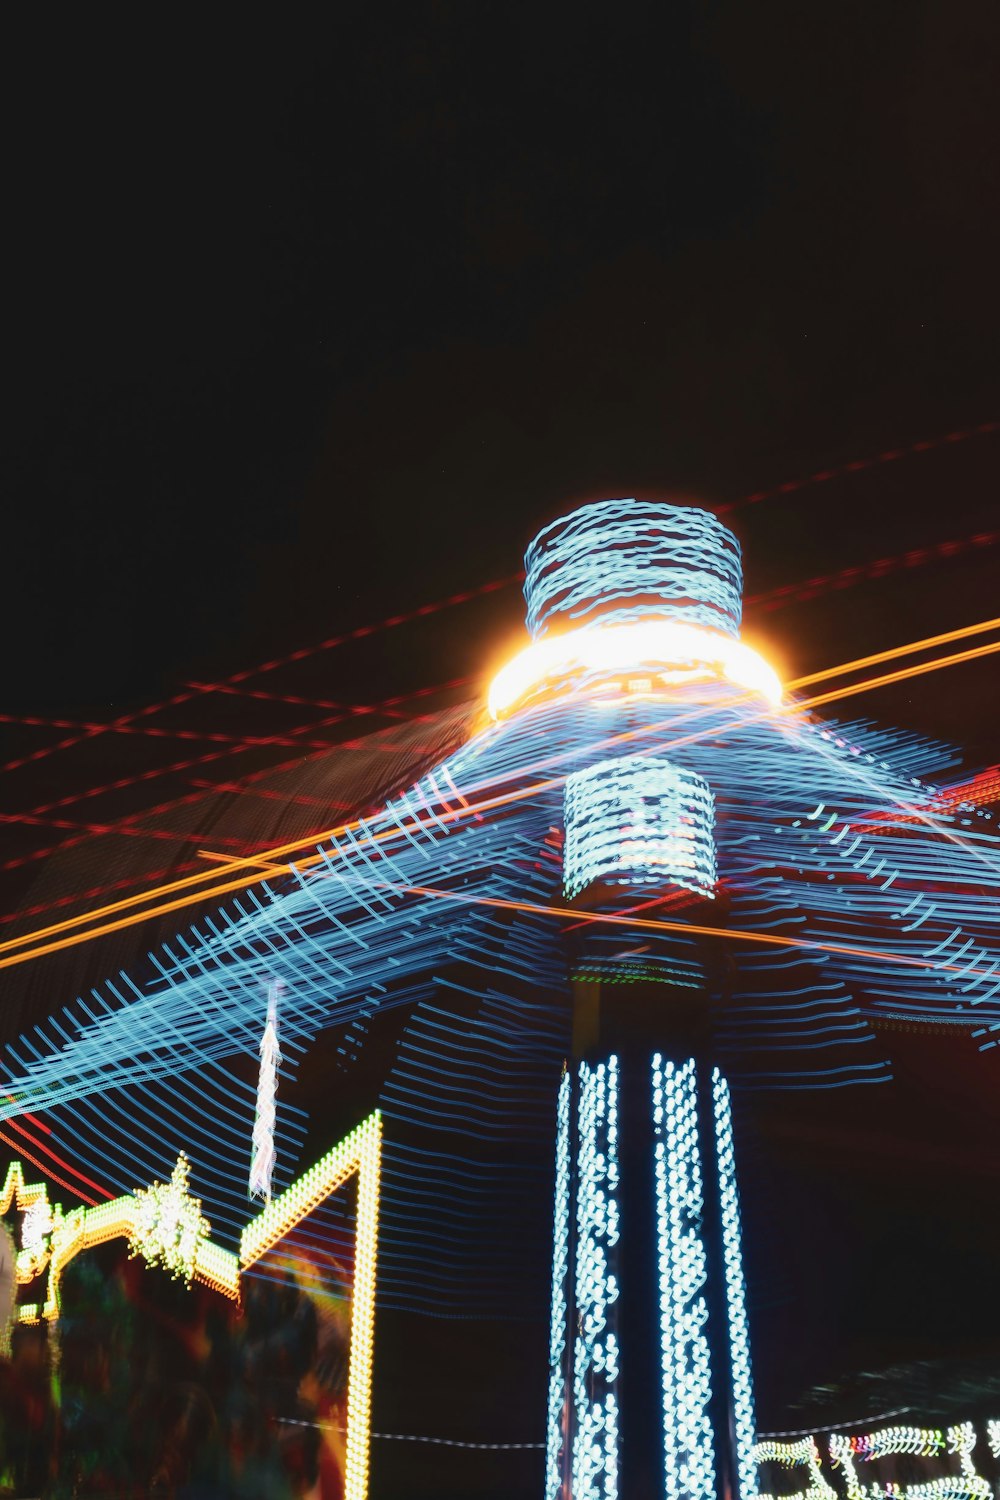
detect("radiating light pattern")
(524, 500), (744, 640)
(4, 483), (1000, 1332)
(5, 683), (1000, 1315)
(653, 1055), (715, 1500)
(564, 755), (716, 900)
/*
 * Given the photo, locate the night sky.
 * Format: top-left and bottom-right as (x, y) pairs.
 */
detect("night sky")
(3, 5), (1000, 1488)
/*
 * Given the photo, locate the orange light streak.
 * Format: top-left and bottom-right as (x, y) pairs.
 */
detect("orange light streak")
(788, 636), (1000, 711)
(2, 617), (999, 972)
(399, 883), (1000, 985)
(787, 615), (1000, 689)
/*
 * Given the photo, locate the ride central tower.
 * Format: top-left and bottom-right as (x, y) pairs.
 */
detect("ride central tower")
(490, 501), (765, 1500)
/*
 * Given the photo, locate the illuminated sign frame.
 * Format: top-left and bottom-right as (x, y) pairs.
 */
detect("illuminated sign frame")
(0, 1109), (382, 1500)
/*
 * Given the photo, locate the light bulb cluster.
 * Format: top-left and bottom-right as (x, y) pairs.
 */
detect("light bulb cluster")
(128, 1154), (210, 1286)
(987, 1422), (999, 1460)
(572, 1056), (621, 1500)
(1, 1161), (55, 1288)
(752, 1436), (836, 1500)
(829, 1422), (992, 1500)
(713, 1068), (758, 1500)
(652, 1055), (715, 1500)
(563, 756), (717, 901)
(545, 1070), (572, 1500)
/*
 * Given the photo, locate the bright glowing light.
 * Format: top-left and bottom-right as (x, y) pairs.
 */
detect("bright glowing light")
(524, 500), (744, 641)
(241, 1110), (382, 1500)
(128, 1153), (209, 1286)
(248, 980), (282, 1204)
(563, 755), (716, 900)
(653, 1055), (715, 1500)
(488, 618), (782, 719)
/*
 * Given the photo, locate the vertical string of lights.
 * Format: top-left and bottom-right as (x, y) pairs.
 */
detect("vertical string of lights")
(545, 1070), (572, 1500)
(533, 502), (759, 1499)
(652, 1055), (714, 1500)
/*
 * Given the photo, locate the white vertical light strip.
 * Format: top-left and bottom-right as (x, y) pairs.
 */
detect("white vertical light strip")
(713, 1068), (758, 1500)
(987, 1420), (1000, 1460)
(652, 1054), (715, 1500)
(546, 1069), (572, 1500)
(249, 980), (282, 1203)
(573, 1056), (621, 1500)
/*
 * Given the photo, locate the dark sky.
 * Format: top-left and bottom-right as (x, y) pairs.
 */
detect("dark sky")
(4, 4), (998, 717)
(2, 4), (1000, 1476)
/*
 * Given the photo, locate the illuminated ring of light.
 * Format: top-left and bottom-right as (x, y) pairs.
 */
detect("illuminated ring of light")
(487, 617), (782, 720)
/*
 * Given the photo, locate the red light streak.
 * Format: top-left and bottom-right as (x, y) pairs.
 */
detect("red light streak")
(0, 861), (205, 929)
(717, 418), (998, 515)
(2, 623), (996, 973)
(0, 1121), (110, 1205)
(746, 527), (1000, 614)
(1, 681), (468, 867)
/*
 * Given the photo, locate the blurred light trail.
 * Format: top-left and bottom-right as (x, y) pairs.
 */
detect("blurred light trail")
(788, 613), (1000, 689)
(3, 615), (999, 972)
(4, 417), (992, 782)
(1, 680), (467, 858)
(717, 417), (998, 515)
(746, 526), (1000, 613)
(790, 636), (1000, 711)
(396, 882), (1000, 985)
(0, 577), (519, 778)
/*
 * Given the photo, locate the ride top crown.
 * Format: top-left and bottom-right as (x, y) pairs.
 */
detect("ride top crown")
(488, 498), (781, 719)
(524, 498), (744, 641)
